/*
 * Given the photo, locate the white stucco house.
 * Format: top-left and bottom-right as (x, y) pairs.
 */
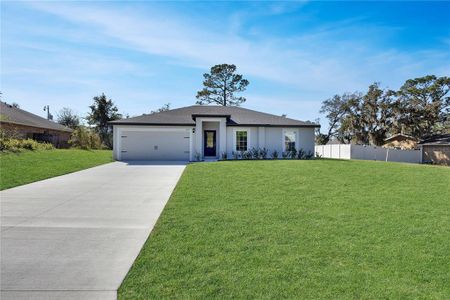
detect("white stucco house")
(110, 105), (319, 161)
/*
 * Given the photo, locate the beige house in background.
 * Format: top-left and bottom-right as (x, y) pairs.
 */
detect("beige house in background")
(383, 133), (418, 150)
(418, 134), (450, 166)
(0, 102), (72, 148)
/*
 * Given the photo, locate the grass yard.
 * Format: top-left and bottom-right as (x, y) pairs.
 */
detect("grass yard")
(0, 149), (113, 190)
(120, 160), (450, 299)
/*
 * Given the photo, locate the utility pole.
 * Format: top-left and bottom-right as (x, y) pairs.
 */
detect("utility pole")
(43, 105), (53, 120)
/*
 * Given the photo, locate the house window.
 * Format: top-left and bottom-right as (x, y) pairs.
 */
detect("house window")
(235, 131), (248, 151)
(284, 131), (296, 151)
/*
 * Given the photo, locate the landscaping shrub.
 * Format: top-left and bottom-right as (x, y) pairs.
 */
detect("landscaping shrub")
(0, 138), (54, 152)
(251, 147), (259, 159)
(69, 127), (103, 150)
(242, 151), (252, 159)
(221, 152), (227, 160)
(289, 147), (297, 159)
(305, 151), (314, 159)
(271, 150), (279, 159)
(297, 148), (305, 159)
(223, 148), (313, 161)
(259, 148), (268, 159)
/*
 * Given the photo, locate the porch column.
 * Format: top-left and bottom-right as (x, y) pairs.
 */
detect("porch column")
(219, 118), (227, 157)
(195, 119), (203, 159)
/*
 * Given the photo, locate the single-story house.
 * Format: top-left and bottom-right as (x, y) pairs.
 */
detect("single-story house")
(418, 134), (450, 166)
(0, 101), (72, 148)
(383, 133), (418, 150)
(110, 105), (319, 161)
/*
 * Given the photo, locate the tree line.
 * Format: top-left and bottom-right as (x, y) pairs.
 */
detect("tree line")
(317, 75), (450, 146)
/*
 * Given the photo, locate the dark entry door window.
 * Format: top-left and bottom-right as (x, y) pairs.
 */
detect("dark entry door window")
(204, 130), (216, 156)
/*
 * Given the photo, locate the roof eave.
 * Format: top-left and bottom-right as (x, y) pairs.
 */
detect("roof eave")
(227, 123), (320, 128)
(0, 120), (73, 132)
(109, 122), (195, 126)
(110, 122), (319, 128)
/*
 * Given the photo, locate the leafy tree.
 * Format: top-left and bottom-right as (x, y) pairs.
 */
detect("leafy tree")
(86, 93), (121, 149)
(57, 107), (80, 129)
(319, 85), (396, 146)
(395, 75), (450, 138)
(196, 64), (249, 106)
(150, 103), (170, 114)
(345, 83), (396, 146)
(319, 75), (450, 145)
(69, 126), (103, 150)
(319, 93), (360, 144)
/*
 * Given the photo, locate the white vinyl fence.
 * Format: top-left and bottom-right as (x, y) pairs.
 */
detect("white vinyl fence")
(315, 144), (421, 164)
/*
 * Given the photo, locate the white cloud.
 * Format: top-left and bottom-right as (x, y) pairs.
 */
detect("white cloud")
(3, 1), (449, 123)
(26, 2), (449, 92)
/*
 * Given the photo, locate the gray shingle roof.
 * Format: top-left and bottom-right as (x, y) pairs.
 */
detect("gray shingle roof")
(110, 105), (319, 127)
(0, 102), (72, 132)
(418, 134), (450, 145)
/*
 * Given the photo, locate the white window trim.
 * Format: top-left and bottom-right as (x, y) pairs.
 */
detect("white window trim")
(233, 128), (251, 152)
(282, 129), (298, 152)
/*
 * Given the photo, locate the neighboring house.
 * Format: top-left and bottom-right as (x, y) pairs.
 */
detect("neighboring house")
(418, 134), (450, 166)
(326, 138), (347, 145)
(0, 102), (72, 148)
(383, 133), (418, 150)
(110, 105), (319, 161)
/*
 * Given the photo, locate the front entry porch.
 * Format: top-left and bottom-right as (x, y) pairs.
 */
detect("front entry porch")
(192, 116), (227, 161)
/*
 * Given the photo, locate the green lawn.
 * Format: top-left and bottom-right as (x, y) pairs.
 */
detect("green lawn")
(0, 149), (113, 190)
(119, 160), (450, 299)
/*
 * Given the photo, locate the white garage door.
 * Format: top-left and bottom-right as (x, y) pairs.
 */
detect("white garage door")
(120, 130), (190, 161)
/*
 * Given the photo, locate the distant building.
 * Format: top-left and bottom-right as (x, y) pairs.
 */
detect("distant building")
(326, 138), (346, 145)
(418, 134), (450, 166)
(0, 102), (72, 148)
(383, 133), (418, 150)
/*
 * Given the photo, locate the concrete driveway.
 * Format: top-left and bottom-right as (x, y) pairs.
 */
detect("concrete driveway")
(1, 161), (186, 300)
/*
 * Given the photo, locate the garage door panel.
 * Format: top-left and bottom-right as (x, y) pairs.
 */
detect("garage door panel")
(121, 130), (189, 161)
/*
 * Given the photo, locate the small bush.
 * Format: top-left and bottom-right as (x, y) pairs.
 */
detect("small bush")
(221, 152), (227, 160)
(69, 127), (103, 150)
(289, 147), (297, 159)
(271, 150), (279, 159)
(21, 139), (39, 150)
(305, 151), (314, 160)
(0, 138), (21, 152)
(297, 148), (305, 159)
(282, 151), (289, 159)
(0, 138), (54, 152)
(260, 148), (268, 159)
(250, 147), (259, 159)
(242, 151), (252, 159)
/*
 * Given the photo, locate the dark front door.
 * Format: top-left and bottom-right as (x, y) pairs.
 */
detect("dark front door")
(204, 130), (216, 157)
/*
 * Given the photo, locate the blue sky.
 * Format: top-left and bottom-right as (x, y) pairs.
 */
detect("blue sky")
(2, 1), (449, 126)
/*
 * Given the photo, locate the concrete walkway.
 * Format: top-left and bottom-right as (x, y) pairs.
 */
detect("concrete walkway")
(1, 161), (186, 300)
